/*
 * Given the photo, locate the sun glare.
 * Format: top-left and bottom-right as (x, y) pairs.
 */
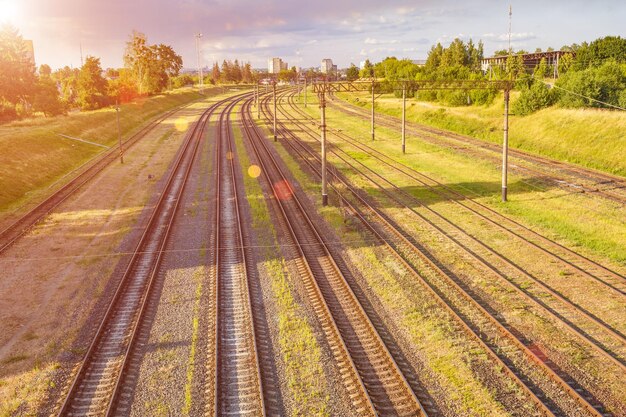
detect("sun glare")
(0, 0), (19, 23)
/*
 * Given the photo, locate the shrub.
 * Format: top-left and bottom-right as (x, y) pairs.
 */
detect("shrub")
(513, 81), (555, 115)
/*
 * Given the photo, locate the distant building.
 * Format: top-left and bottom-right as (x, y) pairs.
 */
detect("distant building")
(481, 50), (574, 77)
(268, 57), (287, 74)
(320, 58), (334, 74)
(412, 59), (427, 66)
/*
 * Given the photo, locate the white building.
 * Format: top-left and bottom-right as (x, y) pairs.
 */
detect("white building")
(320, 58), (334, 74)
(268, 57), (288, 74)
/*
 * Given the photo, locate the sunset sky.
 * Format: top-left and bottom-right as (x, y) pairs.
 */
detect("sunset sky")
(2, 0), (625, 70)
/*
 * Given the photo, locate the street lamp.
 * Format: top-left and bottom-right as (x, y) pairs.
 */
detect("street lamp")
(195, 33), (203, 89)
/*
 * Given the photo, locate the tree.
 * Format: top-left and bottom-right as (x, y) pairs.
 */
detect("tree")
(77, 56), (108, 110)
(123, 31), (182, 94)
(533, 58), (550, 78)
(556, 61), (626, 108)
(278, 68), (297, 82)
(33, 75), (64, 116)
(242, 62), (253, 83)
(39, 64), (52, 77)
(124, 31), (151, 94)
(172, 74), (194, 88)
(211, 62), (221, 84)
(52, 66), (80, 107)
(107, 68), (139, 103)
(0, 24), (36, 118)
(232, 59), (242, 83)
(359, 59), (374, 78)
(513, 80), (555, 115)
(346, 63), (359, 81)
(573, 36), (626, 70)
(220, 60), (231, 83)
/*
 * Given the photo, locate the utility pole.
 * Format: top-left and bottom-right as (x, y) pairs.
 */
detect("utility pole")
(371, 79), (375, 141)
(116, 101), (124, 164)
(195, 33), (203, 89)
(304, 78), (307, 108)
(273, 81), (277, 142)
(401, 83), (406, 154)
(319, 92), (328, 206)
(256, 81), (261, 119)
(502, 89), (510, 202)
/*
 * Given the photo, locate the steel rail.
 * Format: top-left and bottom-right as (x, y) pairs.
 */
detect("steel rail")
(241, 97), (427, 416)
(261, 90), (611, 416)
(213, 97), (266, 415)
(56, 94), (245, 416)
(0, 102), (198, 255)
(278, 91), (626, 375)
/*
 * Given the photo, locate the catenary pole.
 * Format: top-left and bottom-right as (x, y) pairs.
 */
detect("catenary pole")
(371, 79), (375, 141)
(320, 92), (328, 206)
(502, 88), (510, 202)
(402, 83), (406, 154)
(273, 81), (277, 142)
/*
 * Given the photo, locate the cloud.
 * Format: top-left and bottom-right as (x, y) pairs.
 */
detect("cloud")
(365, 38), (399, 45)
(482, 32), (537, 42)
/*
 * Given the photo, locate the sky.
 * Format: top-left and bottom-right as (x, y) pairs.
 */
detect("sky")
(1, 0), (625, 71)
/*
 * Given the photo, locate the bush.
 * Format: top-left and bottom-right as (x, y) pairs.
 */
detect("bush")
(513, 81), (555, 115)
(0, 100), (18, 123)
(556, 61), (625, 108)
(619, 89), (626, 109)
(32, 77), (66, 117)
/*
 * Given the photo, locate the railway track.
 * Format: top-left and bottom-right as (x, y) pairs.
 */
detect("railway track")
(327, 94), (626, 205)
(211, 97), (266, 415)
(56, 95), (239, 416)
(278, 91), (626, 375)
(241, 97), (429, 416)
(0, 102), (197, 255)
(259, 90), (621, 416)
(284, 92), (626, 294)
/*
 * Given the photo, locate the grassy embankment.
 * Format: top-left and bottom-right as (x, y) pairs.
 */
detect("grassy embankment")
(337, 91), (626, 177)
(233, 107), (330, 417)
(254, 111), (516, 416)
(315, 93), (626, 265)
(0, 87), (223, 214)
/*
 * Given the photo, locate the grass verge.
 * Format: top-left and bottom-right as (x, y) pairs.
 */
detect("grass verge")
(0, 87), (229, 212)
(337, 91), (626, 176)
(256, 109), (513, 416)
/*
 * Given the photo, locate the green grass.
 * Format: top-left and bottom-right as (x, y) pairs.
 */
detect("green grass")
(337, 91), (626, 176)
(259, 112), (513, 415)
(233, 112), (330, 416)
(302, 93), (626, 265)
(0, 87), (230, 212)
(182, 268), (205, 416)
(0, 362), (59, 417)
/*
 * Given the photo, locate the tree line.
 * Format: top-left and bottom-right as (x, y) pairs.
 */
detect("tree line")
(350, 35), (626, 115)
(0, 26), (183, 122)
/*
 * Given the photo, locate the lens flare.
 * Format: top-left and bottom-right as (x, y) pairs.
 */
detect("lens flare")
(273, 180), (293, 201)
(248, 165), (261, 178)
(174, 117), (188, 132)
(0, 1), (18, 23)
